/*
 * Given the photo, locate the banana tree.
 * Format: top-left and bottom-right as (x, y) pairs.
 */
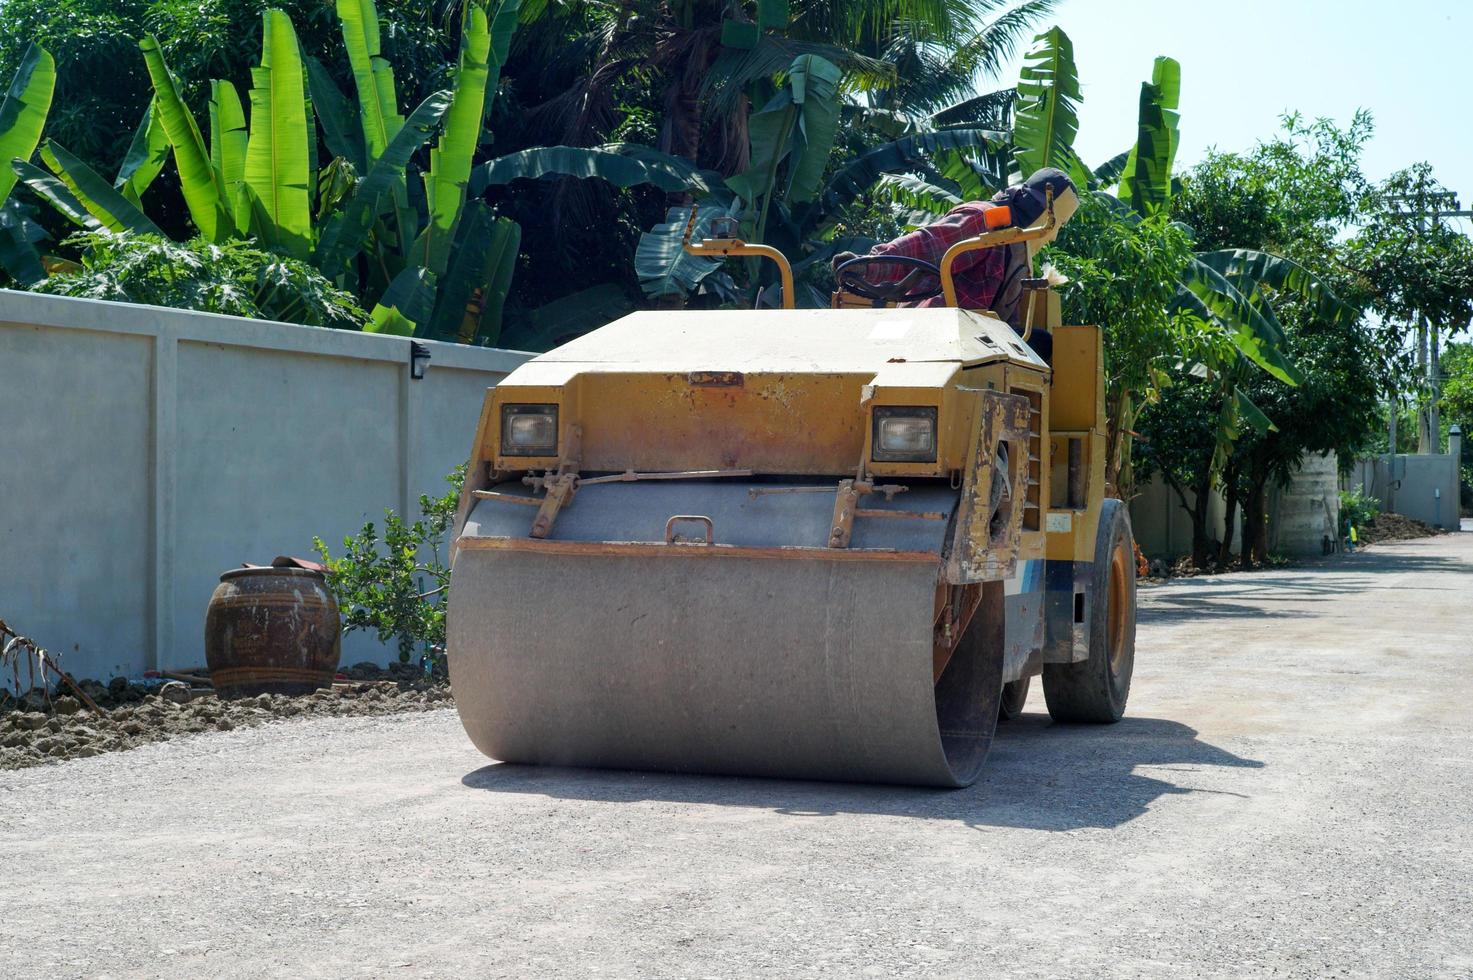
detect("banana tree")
(0, 44), (56, 285)
(316, 0), (525, 341)
(1007, 29), (1353, 498)
(14, 2), (523, 343)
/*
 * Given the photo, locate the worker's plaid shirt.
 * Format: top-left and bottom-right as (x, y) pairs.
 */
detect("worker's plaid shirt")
(866, 202), (1007, 310)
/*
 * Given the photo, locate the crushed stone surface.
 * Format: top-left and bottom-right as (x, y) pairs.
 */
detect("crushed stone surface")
(0, 665), (452, 770)
(1, 532), (1470, 978)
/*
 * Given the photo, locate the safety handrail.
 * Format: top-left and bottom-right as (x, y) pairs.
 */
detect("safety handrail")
(680, 207), (796, 310)
(938, 188), (1056, 310)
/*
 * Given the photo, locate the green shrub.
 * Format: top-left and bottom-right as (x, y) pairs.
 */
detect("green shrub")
(34, 232), (367, 329)
(313, 465), (463, 664)
(1339, 487), (1380, 532)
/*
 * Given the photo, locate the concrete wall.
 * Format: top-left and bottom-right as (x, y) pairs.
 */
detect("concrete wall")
(0, 290), (530, 681)
(1128, 473), (1233, 560)
(1345, 453), (1461, 531)
(1130, 452), (1339, 560)
(1268, 452), (1339, 557)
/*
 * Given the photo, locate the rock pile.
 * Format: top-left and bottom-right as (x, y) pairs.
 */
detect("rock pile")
(0, 662), (453, 770)
(1358, 512), (1445, 545)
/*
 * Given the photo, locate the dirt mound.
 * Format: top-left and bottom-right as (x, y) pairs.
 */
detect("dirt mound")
(0, 663), (453, 770)
(1359, 512), (1445, 545)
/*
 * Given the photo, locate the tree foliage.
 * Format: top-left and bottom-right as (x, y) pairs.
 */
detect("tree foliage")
(1347, 163), (1473, 353)
(313, 464), (463, 663)
(1136, 115), (1387, 566)
(32, 231), (367, 328)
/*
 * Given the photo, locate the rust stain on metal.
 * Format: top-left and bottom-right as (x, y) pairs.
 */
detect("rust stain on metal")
(456, 536), (940, 563)
(944, 390), (1032, 583)
(688, 370), (744, 388)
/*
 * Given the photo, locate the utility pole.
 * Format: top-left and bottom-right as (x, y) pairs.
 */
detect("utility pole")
(1383, 190), (1473, 454)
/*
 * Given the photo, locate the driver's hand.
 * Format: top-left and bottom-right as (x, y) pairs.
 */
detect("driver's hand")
(830, 251), (858, 276)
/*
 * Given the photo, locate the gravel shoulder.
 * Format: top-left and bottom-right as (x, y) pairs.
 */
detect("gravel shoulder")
(2, 532), (1470, 979)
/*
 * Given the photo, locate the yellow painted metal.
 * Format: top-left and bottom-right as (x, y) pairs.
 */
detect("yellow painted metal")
(1004, 364), (1049, 563)
(941, 389), (1032, 583)
(1048, 324), (1103, 431)
(472, 309), (1047, 479)
(680, 207), (795, 309)
(1044, 324), (1107, 563)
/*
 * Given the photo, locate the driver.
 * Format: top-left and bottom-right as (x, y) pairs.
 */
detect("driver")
(832, 167), (1077, 323)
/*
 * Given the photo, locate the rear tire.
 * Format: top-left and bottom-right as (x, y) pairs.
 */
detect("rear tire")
(998, 677), (1030, 721)
(1043, 498), (1136, 723)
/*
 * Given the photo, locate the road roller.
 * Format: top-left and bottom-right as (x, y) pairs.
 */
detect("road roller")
(447, 185), (1137, 787)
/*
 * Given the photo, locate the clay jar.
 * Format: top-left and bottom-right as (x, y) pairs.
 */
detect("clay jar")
(205, 567), (341, 698)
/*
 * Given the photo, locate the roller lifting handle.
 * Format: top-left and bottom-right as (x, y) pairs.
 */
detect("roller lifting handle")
(938, 187), (1057, 310)
(681, 207), (796, 310)
(664, 514), (715, 546)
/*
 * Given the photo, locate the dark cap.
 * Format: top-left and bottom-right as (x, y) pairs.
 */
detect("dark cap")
(991, 167), (1076, 226)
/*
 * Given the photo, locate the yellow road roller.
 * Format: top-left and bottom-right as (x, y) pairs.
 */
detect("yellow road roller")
(448, 185), (1136, 787)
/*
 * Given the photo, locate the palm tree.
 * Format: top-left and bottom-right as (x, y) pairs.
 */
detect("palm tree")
(515, 0), (1055, 174)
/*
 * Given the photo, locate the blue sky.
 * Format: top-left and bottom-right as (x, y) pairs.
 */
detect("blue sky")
(993, 0), (1473, 220)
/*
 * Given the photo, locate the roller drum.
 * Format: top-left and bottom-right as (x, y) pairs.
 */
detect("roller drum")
(449, 547), (1002, 787)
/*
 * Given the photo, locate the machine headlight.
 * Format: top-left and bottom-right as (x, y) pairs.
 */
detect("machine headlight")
(501, 404), (559, 456)
(872, 406), (938, 463)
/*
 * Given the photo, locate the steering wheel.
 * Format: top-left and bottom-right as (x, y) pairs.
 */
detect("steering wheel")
(834, 254), (944, 302)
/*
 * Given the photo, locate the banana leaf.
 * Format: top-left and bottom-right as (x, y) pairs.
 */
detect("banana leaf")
(1236, 387), (1276, 434)
(873, 173), (962, 224)
(141, 35), (231, 241)
(337, 0), (404, 164)
(38, 142), (163, 236)
(1118, 57), (1180, 216)
(470, 216), (519, 345)
(0, 44), (55, 207)
(635, 201), (741, 300)
(12, 158), (104, 231)
(483, 0), (521, 122)
(932, 148), (1003, 201)
(115, 102), (169, 208)
(818, 128), (1005, 218)
(209, 81), (248, 209)
(243, 10), (313, 260)
(724, 56), (842, 241)
(1090, 149), (1131, 191)
(1012, 27), (1087, 186)
(1194, 248), (1356, 326)
(367, 264), (435, 335)
(1175, 258), (1303, 386)
(0, 197), (45, 285)
(423, 201), (519, 343)
(782, 54), (842, 205)
(417, 0), (491, 279)
(316, 89), (451, 278)
(306, 56), (367, 174)
(471, 143), (712, 195)
(726, 78), (801, 232)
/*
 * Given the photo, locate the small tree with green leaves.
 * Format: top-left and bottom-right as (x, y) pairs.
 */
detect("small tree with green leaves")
(313, 465), (464, 665)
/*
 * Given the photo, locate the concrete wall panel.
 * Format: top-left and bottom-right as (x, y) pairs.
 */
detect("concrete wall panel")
(1343, 454), (1460, 531)
(0, 322), (153, 677)
(0, 290), (531, 681)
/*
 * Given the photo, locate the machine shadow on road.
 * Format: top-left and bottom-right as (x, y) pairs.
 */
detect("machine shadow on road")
(461, 715), (1263, 832)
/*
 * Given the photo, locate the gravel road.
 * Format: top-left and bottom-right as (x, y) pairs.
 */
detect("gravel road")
(3, 530), (1470, 979)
